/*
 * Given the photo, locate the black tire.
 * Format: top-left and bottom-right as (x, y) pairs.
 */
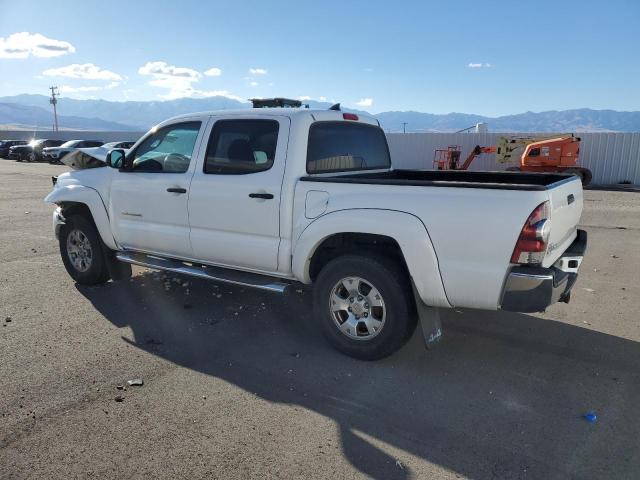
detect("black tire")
(564, 168), (592, 187)
(313, 254), (416, 360)
(59, 215), (110, 285)
(27, 152), (38, 163)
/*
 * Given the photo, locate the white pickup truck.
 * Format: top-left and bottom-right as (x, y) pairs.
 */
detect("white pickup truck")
(45, 106), (587, 359)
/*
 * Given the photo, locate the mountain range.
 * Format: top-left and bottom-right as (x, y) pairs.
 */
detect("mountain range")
(1, 94), (639, 133)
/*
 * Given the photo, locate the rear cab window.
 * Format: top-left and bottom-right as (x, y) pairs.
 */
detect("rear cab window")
(306, 122), (391, 174)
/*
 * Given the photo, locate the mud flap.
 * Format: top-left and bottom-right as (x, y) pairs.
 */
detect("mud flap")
(412, 282), (443, 349)
(102, 245), (132, 281)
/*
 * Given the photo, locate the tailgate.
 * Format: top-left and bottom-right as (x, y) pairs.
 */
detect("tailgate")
(543, 177), (583, 267)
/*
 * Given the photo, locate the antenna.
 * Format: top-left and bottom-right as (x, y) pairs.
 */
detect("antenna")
(401, 122), (408, 133)
(329, 103), (341, 111)
(49, 86), (59, 132)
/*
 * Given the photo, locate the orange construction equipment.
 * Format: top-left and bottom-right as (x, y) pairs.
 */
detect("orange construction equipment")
(433, 145), (496, 171)
(496, 134), (592, 186)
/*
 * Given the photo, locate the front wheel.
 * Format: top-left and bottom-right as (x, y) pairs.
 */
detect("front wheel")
(313, 254), (416, 360)
(27, 152), (37, 162)
(59, 215), (110, 285)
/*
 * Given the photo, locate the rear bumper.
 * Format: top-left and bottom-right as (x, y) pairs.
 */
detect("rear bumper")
(500, 229), (587, 312)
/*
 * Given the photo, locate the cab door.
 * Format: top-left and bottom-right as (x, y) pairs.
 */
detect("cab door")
(109, 120), (205, 258)
(188, 116), (290, 273)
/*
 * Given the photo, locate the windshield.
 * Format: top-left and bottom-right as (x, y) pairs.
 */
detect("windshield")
(60, 140), (82, 148)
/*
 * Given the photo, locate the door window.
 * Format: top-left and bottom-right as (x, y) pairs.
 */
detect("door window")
(130, 122), (201, 173)
(204, 119), (279, 174)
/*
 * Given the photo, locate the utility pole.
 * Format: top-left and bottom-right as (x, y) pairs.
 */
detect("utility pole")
(401, 122), (408, 134)
(49, 86), (59, 132)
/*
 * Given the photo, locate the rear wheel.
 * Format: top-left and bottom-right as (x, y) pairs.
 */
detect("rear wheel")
(27, 152), (37, 162)
(313, 254), (416, 360)
(59, 215), (110, 285)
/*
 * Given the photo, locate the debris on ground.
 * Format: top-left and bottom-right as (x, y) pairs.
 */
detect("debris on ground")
(396, 460), (404, 469)
(116, 385), (125, 390)
(611, 254), (619, 259)
(127, 379), (144, 387)
(5, 316), (12, 323)
(583, 288), (595, 293)
(583, 411), (597, 423)
(114, 395), (124, 402)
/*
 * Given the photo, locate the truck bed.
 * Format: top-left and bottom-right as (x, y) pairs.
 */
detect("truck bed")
(301, 169), (576, 191)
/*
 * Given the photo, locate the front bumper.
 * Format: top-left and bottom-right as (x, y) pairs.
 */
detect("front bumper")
(500, 229), (587, 312)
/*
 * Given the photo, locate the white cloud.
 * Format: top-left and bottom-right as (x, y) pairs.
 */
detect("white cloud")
(468, 62), (492, 68)
(0, 32), (75, 59)
(58, 81), (120, 95)
(138, 61), (200, 79)
(138, 61), (202, 99)
(319, 96), (327, 102)
(355, 98), (373, 107)
(42, 63), (122, 81)
(137, 60), (245, 102)
(204, 67), (222, 77)
(58, 85), (101, 93)
(249, 81), (259, 87)
(249, 68), (268, 75)
(298, 96), (312, 101)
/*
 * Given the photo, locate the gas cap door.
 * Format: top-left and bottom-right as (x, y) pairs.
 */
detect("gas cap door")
(305, 190), (329, 219)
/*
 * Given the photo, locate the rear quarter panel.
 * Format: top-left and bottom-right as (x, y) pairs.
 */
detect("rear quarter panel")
(293, 180), (550, 310)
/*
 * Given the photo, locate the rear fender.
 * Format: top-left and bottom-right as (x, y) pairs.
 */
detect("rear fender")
(292, 209), (451, 308)
(45, 185), (117, 250)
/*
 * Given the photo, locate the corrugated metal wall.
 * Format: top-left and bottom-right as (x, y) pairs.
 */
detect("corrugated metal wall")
(2, 129), (639, 185)
(387, 132), (640, 185)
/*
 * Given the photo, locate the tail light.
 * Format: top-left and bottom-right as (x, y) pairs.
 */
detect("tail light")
(510, 201), (550, 264)
(342, 113), (359, 121)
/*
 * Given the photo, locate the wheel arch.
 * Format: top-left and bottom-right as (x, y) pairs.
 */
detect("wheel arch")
(46, 186), (117, 250)
(292, 209), (451, 308)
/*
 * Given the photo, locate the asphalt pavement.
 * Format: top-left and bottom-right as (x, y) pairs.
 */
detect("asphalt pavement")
(1, 159), (639, 479)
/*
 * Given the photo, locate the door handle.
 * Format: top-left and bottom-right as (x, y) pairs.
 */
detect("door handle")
(167, 187), (187, 194)
(249, 193), (274, 199)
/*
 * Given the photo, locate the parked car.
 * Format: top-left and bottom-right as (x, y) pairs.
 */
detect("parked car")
(0, 140), (28, 158)
(10, 139), (64, 162)
(101, 141), (135, 150)
(43, 140), (104, 164)
(45, 106), (587, 360)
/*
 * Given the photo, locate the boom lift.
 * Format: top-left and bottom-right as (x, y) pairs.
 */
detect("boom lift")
(433, 145), (496, 171)
(496, 134), (592, 186)
(433, 135), (592, 186)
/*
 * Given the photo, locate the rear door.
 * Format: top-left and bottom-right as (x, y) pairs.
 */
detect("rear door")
(188, 115), (290, 273)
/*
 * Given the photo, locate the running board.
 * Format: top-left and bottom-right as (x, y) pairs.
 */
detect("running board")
(115, 251), (291, 294)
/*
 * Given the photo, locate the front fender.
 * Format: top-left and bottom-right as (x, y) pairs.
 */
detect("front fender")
(292, 209), (451, 308)
(45, 185), (117, 250)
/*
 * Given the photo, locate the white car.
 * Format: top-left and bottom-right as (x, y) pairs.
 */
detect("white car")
(45, 105), (587, 359)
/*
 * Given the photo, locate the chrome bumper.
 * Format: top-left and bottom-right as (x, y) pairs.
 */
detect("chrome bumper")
(501, 229), (587, 312)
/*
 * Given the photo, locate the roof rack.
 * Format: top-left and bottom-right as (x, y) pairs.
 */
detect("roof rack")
(250, 97), (308, 109)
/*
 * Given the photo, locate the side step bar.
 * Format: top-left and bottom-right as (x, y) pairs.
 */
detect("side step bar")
(115, 251), (291, 294)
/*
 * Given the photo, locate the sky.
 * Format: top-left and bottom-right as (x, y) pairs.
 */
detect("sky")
(0, 0), (639, 116)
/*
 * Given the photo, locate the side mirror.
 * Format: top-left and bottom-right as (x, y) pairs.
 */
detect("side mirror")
(106, 149), (125, 169)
